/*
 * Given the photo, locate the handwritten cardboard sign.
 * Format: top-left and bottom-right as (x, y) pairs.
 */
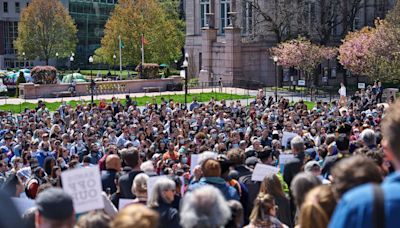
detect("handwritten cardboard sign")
(61, 166), (104, 213)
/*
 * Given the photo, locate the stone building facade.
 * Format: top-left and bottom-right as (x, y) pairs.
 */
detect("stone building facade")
(184, 0), (397, 88)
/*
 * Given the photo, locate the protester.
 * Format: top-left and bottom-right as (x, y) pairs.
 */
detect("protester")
(259, 174), (292, 227)
(180, 185), (232, 228)
(245, 193), (286, 228)
(330, 155), (382, 199)
(111, 204), (159, 228)
(75, 211), (111, 228)
(148, 178), (180, 228)
(130, 173), (149, 205)
(35, 188), (75, 228)
(298, 185), (336, 228)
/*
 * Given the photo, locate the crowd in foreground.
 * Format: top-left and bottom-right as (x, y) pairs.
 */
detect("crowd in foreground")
(0, 82), (399, 228)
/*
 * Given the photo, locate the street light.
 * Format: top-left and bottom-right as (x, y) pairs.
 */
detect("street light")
(55, 52), (59, 68)
(70, 55), (74, 74)
(182, 53), (189, 110)
(273, 56), (279, 102)
(89, 56), (94, 105)
(22, 52), (25, 68)
(113, 54), (117, 78)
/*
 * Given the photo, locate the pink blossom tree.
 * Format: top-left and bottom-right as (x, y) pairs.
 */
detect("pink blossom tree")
(338, 19), (400, 82)
(270, 36), (337, 84)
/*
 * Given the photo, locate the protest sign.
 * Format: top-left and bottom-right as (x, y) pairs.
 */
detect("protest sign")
(118, 199), (134, 210)
(281, 132), (298, 148)
(61, 165), (104, 214)
(251, 164), (280, 181)
(279, 154), (294, 173)
(190, 154), (200, 174)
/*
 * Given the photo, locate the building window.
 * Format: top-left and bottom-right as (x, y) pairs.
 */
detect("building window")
(353, 17), (361, 30)
(15, 2), (20, 13)
(4, 21), (18, 55)
(304, 1), (316, 30)
(3, 2), (8, 13)
(200, 0), (210, 28)
(220, 0), (230, 34)
(242, 1), (253, 35)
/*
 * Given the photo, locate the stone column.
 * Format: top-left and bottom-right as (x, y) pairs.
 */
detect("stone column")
(198, 9), (218, 84)
(224, 12), (242, 86)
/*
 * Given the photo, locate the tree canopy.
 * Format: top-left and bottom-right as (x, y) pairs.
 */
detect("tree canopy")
(94, 0), (184, 66)
(338, 1), (400, 83)
(14, 0), (78, 65)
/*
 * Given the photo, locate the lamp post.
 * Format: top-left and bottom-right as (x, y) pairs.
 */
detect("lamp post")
(55, 52), (59, 68)
(182, 53), (189, 110)
(89, 56), (94, 105)
(273, 56), (279, 102)
(22, 52), (25, 68)
(69, 55), (74, 74)
(113, 54), (117, 78)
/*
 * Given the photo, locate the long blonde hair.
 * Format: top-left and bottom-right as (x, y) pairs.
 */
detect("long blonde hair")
(249, 193), (276, 226)
(298, 185), (337, 228)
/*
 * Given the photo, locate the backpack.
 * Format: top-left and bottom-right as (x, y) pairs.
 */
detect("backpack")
(238, 173), (260, 218)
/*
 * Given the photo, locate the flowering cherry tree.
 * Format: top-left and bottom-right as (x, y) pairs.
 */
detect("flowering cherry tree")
(339, 19), (400, 82)
(270, 37), (337, 82)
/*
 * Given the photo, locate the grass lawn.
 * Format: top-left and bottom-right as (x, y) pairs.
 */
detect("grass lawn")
(289, 101), (316, 110)
(0, 92), (254, 113)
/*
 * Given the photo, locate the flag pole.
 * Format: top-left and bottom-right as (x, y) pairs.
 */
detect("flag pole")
(119, 35), (122, 80)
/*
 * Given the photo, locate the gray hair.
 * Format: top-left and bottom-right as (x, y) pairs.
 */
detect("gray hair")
(147, 178), (175, 208)
(131, 173), (149, 195)
(140, 161), (155, 175)
(291, 136), (304, 152)
(360, 129), (376, 147)
(180, 185), (231, 228)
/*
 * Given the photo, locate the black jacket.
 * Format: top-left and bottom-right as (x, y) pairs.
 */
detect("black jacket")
(153, 201), (181, 228)
(118, 170), (143, 199)
(283, 152), (305, 187)
(101, 169), (118, 194)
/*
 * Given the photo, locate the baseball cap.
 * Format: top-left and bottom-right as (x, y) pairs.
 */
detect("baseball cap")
(35, 188), (74, 220)
(245, 156), (259, 168)
(304, 161), (321, 173)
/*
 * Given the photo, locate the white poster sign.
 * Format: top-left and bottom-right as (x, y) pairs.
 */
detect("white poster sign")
(358, 83), (366, 89)
(118, 199), (134, 210)
(281, 132), (298, 148)
(251, 164), (280, 181)
(190, 154), (200, 174)
(279, 154), (295, 165)
(298, 80), (306, 86)
(61, 166), (104, 214)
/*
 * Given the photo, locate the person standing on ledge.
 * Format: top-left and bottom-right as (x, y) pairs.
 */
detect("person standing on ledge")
(338, 82), (347, 107)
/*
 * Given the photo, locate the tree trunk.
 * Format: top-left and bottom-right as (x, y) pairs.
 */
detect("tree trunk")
(45, 58), (49, 66)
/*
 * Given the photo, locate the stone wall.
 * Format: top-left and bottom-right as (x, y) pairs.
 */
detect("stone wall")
(19, 76), (182, 99)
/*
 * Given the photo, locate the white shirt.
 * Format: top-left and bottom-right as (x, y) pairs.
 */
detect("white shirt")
(339, 86), (346, 97)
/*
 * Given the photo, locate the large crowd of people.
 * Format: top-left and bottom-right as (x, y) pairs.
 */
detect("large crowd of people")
(0, 82), (399, 228)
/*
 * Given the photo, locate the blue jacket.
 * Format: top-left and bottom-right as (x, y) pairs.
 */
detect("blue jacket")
(329, 171), (400, 228)
(188, 177), (240, 201)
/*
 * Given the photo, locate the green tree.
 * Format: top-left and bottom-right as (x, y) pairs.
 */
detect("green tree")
(95, 0), (184, 66)
(14, 0), (77, 65)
